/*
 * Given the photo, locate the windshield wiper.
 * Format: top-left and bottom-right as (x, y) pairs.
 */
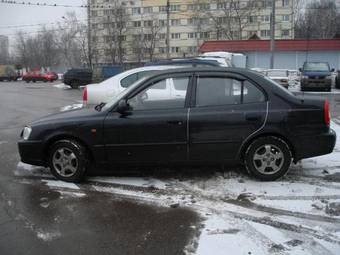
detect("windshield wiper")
(94, 102), (106, 112)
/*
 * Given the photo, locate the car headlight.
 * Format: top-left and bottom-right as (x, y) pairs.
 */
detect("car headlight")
(301, 75), (309, 79)
(22, 126), (32, 140)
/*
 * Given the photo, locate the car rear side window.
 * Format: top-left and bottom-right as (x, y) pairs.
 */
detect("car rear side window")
(195, 77), (265, 107)
(196, 77), (242, 107)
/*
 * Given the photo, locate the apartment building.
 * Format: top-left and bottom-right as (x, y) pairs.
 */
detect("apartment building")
(89, 0), (294, 63)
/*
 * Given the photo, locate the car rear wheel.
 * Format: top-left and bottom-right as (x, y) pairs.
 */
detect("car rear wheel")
(70, 80), (79, 89)
(48, 139), (88, 182)
(244, 136), (292, 181)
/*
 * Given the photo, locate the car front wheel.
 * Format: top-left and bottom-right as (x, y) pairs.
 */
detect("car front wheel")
(244, 136), (292, 181)
(48, 139), (88, 182)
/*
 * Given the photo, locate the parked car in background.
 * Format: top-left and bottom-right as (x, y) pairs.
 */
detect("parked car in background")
(63, 68), (92, 89)
(22, 70), (58, 83)
(0, 65), (20, 81)
(18, 67), (336, 182)
(264, 69), (290, 88)
(83, 65), (181, 105)
(336, 70), (340, 89)
(300, 62), (334, 91)
(200, 51), (247, 68)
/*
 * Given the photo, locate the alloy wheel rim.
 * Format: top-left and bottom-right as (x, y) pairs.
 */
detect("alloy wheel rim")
(253, 144), (284, 175)
(52, 147), (78, 177)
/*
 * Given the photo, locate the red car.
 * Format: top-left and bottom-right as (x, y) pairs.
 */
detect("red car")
(23, 71), (58, 83)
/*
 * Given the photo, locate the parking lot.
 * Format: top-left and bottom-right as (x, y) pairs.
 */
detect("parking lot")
(1, 81), (340, 255)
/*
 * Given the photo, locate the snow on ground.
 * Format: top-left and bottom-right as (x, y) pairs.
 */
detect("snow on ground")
(59, 103), (83, 112)
(53, 83), (70, 89)
(14, 120), (340, 254)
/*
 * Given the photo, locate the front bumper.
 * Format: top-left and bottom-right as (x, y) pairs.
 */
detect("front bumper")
(294, 128), (336, 161)
(17, 140), (46, 166)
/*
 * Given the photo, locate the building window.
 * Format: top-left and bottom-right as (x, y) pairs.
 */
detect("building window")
(91, 10), (98, 16)
(171, 47), (180, 53)
(144, 20), (153, 27)
(171, 19), (181, 26)
(264, 0), (273, 8)
(188, 32), (197, 39)
(158, 33), (166, 40)
(281, 29), (290, 37)
(187, 4), (194, 10)
(144, 34), (152, 41)
(261, 15), (270, 22)
(143, 7), (152, 14)
(133, 21), (141, 27)
(282, 15), (289, 21)
(188, 46), (197, 53)
(199, 32), (210, 39)
(171, 33), (181, 39)
(282, 0), (289, 7)
(159, 6), (167, 12)
(132, 7), (141, 15)
(199, 3), (210, 10)
(159, 47), (167, 54)
(159, 20), (166, 27)
(249, 16), (257, 23)
(217, 2), (229, 9)
(118, 35), (126, 41)
(260, 30), (271, 37)
(170, 5), (181, 11)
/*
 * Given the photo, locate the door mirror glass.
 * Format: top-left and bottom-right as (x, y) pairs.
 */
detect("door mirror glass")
(116, 99), (129, 113)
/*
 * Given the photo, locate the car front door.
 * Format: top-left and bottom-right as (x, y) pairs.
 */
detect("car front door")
(103, 74), (192, 165)
(189, 72), (267, 162)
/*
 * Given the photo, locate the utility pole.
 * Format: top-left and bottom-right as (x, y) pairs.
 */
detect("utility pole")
(166, 0), (170, 59)
(87, 0), (92, 68)
(270, 0), (276, 69)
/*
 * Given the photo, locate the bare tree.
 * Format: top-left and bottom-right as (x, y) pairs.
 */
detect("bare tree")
(295, 0), (340, 39)
(142, 17), (162, 61)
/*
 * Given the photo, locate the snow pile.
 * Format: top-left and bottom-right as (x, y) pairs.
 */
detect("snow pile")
(59, 103), (83, 112)
(53, 83), (70, 89)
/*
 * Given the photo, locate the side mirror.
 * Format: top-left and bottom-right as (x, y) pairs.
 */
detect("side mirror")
(116, 99), (130, 114)
(331, 68), (335, 72)
(298, 68), (302, 72)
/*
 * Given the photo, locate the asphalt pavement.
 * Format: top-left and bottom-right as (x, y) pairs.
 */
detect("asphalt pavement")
(0, 81), (199, 255)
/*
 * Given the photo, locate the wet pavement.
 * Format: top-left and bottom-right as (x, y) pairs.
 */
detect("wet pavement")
(0, 82), (199, 255)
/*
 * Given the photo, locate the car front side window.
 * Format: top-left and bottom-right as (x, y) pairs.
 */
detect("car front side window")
(128, 77), (189, 111)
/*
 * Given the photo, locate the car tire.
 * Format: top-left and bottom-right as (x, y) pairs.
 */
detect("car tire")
(70, 80), (79, 89)
(48, 139), (88, 182)
(32, 79), (36, 83)
(244, 136), (292, 181)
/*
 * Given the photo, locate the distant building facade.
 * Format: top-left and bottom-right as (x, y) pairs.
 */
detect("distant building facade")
(0, 35), (9, 64)
(89, 0), (295, 64)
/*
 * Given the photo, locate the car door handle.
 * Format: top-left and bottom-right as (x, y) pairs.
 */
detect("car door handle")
(245, 113), (262, 121)
(167, 120), (183, 125)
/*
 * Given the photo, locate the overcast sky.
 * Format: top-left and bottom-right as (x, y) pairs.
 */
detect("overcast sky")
(0, 0), (87, 49)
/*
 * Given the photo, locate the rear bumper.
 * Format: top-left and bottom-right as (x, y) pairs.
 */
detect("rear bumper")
(294, 128), (336, 161)
(17, 140), (46, 166)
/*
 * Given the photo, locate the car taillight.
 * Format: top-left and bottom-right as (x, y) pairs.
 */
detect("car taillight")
(83, 86), (88, 105)
(324, 100), (330, 125)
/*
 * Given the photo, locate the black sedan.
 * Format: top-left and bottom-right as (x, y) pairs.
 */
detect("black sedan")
(18, 67), (336, 182)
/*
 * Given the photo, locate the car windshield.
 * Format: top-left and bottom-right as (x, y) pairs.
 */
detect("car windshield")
(303, 62), (330, 71)
(101, 77), (149, 111)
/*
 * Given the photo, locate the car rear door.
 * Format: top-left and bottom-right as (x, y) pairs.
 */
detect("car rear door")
(103, 73), (193, 165)
(188, 72), (267, 162)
